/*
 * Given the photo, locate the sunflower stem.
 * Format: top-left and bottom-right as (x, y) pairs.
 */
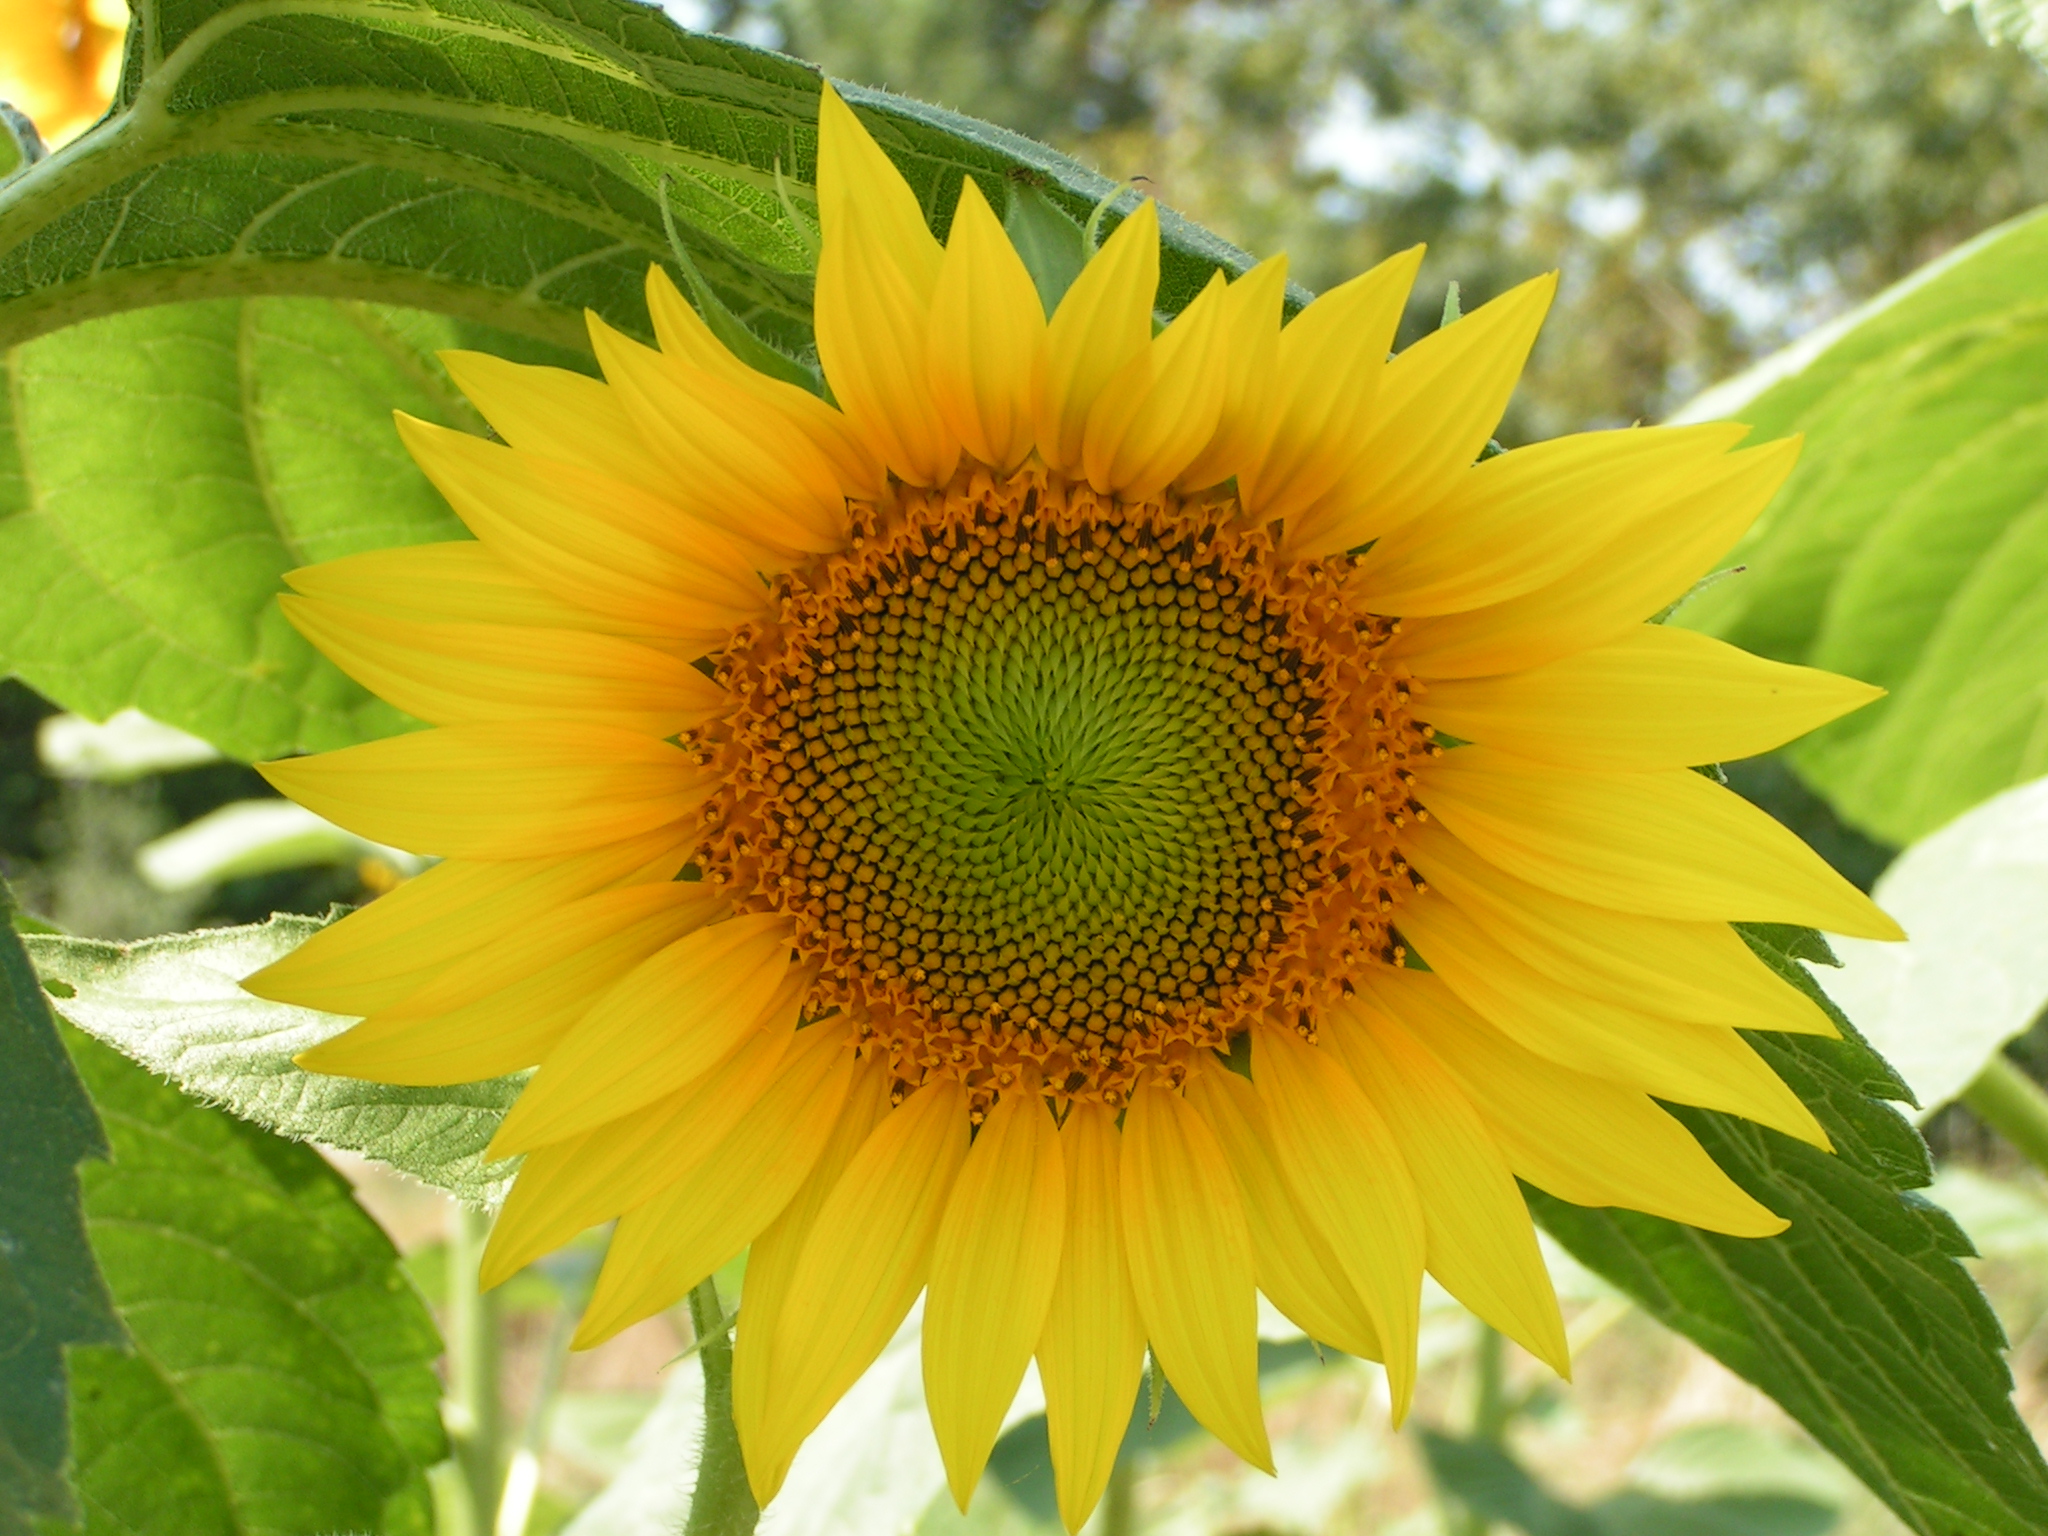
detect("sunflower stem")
(1472, 1324), (1510, 1442)
(1963, 1054), (2048, 1175)
(1100, 1451), (1137, 1536)
(447, 1202), (503, 1535)
(683, 1278), (759, 1536)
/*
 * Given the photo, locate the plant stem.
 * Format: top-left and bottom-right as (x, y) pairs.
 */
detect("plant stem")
(1100, 1451), (1136, 1536)
(1447, 1324), (1511, 1536)
(448, 1202), (503, 1536)
(1963, 1054), (2048, 1175)
(683, 1278), (759, 1536)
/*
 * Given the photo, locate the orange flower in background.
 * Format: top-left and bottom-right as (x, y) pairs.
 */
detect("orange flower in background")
(0, 0), (126, 148)
(245, 80), (1902, 1533)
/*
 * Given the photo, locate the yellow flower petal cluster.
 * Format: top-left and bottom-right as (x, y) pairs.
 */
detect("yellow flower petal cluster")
(248, 82), (1901, 1531)
(0, 0), (125, 148)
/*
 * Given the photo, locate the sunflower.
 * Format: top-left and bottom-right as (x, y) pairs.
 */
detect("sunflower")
(247, 82), (1901, 1530)
(0, 0), (126, 149)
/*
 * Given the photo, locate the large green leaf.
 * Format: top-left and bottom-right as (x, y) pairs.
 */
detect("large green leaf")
(1671, 205), (2048, 845)
(0, 893), (123, 1536)
(27, 914), (522, 1207)
(58, 1022), (445, 1536)
(0, 297), (582, 763)
(1531, 924), (2048, 1536)
(0, 0), (1255, 361)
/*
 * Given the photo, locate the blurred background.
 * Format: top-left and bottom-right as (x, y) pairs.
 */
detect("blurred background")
(6, 0), (2048, 1532)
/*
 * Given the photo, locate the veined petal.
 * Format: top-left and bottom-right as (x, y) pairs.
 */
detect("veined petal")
(1238, 245), (1423, 524)
(281, 597), (729, 737)
(733, 1054), (892, 1466)
(1417, 624), (1884, 770)
(1399, 889), (1828, 1145)
(1352, 423), (1752, 616)
(284, 541), (687, 652)
(395, 415), (770, 646)
(488, 913), (797, 1154)
(645, 266), (887, 498)
(1036, 200), (1159, 475)
(1404, 819), (1835, 1036)
(924, 1087), (1066, 1508)
(816, 81), (942, 295)
(1082, 269), (1231, 500)
(1177, 255), (1288, 492)
(439, 349), (672, 496)
(1287, 271), (1556, 558)
(295, 879), (724, 1085)
(928, 177), (1046, 473)
(817, 191), (960, 487)
(1120, 1077), (1272, 1471)
(1321, 1009), (1568, 1375)
(745, 1077), (969, 1505)
(1035, 1102), (1146, 1536)
(260, 723), (716, 861)
(1355, 969), (1786, 1236)
(1392, 436), (1799, 678)
(1185, 1063), (1382, 1361)
(479, 1016), (799, 1285)
(573, 1020), (855, 1347)
(1250, 1024), (1426, 1421)
(245, 824), (690, 1017)
(1418, 745), (1903, 938)
(588, 315), (850, 559)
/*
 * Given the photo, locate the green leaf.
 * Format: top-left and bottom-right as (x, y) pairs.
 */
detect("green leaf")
(0, 0), (1260, 361)
(1669, 205), (2048, 844)
(26, 914), (522, 1207)
(1529, 923), (2048, 1536)
(58, 1023), (444, 1536)
(0, 296), (587, 763)
(0, 888), (122, 1536)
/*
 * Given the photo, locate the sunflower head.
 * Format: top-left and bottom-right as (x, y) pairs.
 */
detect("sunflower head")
(250, 80), (1900, 1531)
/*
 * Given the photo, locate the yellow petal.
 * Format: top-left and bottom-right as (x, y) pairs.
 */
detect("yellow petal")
(924, 1087), (1066, 1508)
(247, 825), (689, 1018)
(816, 188), (960, 487)
(1287, 271), (1556, 558)
(487, 913), (797, 1154)
(927, 178), (1047, 473)
(1081, 269), (1230, 500)
(816, 81), (942, 296)
(572, 1021), (856, 1347)
(1238, 245), (1423, 523)
(1354, 969), (1786, 1237)
(284, 541), (687, 653)
(745, 1077), (969, 1505)
(1418, 745), (1904, 938)
(1036, 200), (1159, 476)
(1250, 1024), (1426, 1421)
(1321, 1010), (1568, 1376)
(439, 349), (673, 497)
(1035, 1102), (1147, 1536)
(281, 597), (729, 737)
(395, 415), (770, 648)
(295, 880), (724, 1086)
(1398, 889), (1829, 1146)
(733, 1054), (893, 1466)
(260, 722), (716, 861)
(1392, 436), (1799, 678)
(1176, 255), (1288, 492)
(587, 314), (851, 559)
(480, 1016), (799, 1286)
(1404, 819), (1835, 1036)
(1417, 624), (1884, 770)
(1352, 422), (1752, 616)
(1119, 1077), (1272, 1471)
(1185, 1063), (1382, 1361)
(645, 265), (887, 499)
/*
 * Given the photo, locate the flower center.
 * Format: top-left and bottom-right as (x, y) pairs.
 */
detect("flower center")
(700, 467), (1434, 1106)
